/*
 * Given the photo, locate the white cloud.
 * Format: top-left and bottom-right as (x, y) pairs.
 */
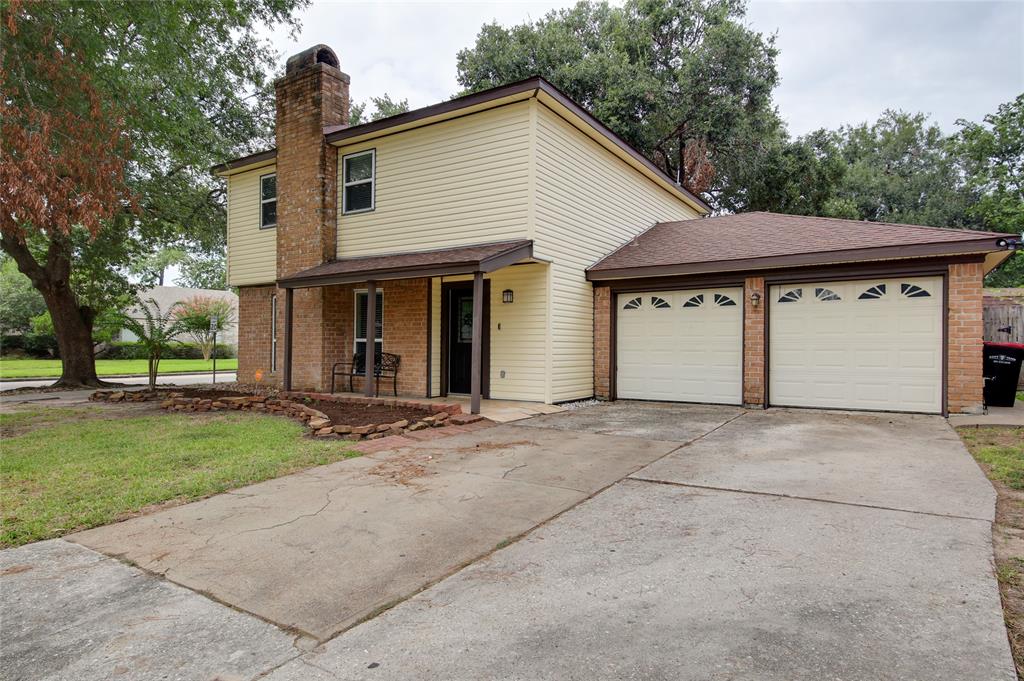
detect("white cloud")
(265, 0), (1023, 133)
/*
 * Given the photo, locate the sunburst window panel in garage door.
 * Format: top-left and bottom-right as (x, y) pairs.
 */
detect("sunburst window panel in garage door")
(616, 288), (743, 404)
(768, 276), (942, 413)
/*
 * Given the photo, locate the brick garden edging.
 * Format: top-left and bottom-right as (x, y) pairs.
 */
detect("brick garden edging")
(88, 389), (484, 441)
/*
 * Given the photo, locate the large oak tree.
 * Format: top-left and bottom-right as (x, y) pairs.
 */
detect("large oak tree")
(0, 0), (304, 386)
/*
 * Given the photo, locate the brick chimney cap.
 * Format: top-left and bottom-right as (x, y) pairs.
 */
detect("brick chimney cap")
(286, 44), (340, 74)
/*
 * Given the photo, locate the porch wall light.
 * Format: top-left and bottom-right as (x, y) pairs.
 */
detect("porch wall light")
(502, 289), (514, 304)
(750, 291), (762, 308)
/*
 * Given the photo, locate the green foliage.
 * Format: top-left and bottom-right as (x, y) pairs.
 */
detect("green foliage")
(177, 254), (228, 290)
(0, 0), (306, 383)
(118, 298), (188, 389)
(172, 296), (237, 360)
(952, 94), (1024, 235)
(350, 94), (411, 125)
(986, 252), (1024, 288)
(456, 0), (779, 196)
(132, 248), (187, 287)
(0, 256), (46, 335)
(101, 341), (236, 361)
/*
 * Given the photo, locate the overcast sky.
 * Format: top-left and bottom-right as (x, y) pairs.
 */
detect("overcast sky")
(266, 0), (1023, 136)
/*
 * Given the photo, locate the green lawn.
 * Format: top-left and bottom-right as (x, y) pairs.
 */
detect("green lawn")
(959, 426), (1024, 490)
(0, 358), (238, 379)
(0, 407), (357, 546)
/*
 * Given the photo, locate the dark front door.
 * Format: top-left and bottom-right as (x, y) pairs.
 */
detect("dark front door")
(447, 288), (475, 393)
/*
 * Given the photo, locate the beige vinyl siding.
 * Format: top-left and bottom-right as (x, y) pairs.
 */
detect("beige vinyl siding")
(533, 104), (700, 401)
(430, 264), (548, 402)
(336, 102), (532, 257)
(226, 166), (277, 286)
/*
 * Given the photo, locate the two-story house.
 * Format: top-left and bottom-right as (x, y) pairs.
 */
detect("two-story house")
(214, 45), (1012, 415)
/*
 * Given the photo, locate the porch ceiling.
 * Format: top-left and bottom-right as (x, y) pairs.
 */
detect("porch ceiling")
(277, 240), (534, 289)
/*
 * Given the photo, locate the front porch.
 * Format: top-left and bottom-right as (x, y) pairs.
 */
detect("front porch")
(275, 240), (540, 414)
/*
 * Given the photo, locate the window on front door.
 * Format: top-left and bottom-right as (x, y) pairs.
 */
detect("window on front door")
(354, 290), (383, 369)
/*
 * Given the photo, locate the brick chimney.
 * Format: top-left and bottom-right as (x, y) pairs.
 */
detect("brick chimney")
(274, 45), (349, 389)
(275, 44), (349, 277)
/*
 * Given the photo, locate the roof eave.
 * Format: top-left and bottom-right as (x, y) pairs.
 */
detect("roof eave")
(586, 239), (1007, 281)
(211, 148), (277, 177)
(277, 241), (534, 290)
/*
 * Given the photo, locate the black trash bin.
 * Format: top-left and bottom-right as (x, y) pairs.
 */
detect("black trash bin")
(983, 342), (1024, 408)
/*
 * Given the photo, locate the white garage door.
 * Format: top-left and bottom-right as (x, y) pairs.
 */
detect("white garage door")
(769, 276), (943, 413)
(617, 288), (743, 404)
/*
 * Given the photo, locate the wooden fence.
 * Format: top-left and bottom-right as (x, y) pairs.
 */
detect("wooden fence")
(983, 289), (1024, 387)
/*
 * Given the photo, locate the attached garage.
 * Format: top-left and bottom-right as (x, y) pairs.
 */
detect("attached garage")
(769, 276), (943, 413)
(616, 288), (743, 404)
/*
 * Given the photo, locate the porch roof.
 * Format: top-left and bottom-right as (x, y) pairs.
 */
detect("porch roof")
(277, 240), (534, 289)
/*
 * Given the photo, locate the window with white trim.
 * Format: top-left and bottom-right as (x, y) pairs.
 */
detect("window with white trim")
(270, 294), (278, 372)
(260, 173), (277, 228)
(354, 290), (383, 367)
(343, 150), (375, 214)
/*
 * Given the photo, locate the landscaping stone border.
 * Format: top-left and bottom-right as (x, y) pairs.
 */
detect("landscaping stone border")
(88, 389), (485, 441)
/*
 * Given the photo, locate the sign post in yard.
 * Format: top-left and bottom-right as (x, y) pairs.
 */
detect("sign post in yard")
(210, 315), (219, 384)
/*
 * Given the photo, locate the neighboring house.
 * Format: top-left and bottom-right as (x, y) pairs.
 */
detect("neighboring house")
(120, 286), (239, 349)
(213, 44), (1013, 415)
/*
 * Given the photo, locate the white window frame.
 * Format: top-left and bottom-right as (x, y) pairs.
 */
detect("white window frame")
(270, 294), (277, 372)
(342, 149), (376, 214)
(260, 172), (277, 229)
(354, 289), (384, 368)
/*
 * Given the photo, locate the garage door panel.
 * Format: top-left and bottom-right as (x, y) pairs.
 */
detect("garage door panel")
(617, 288), (742, 405)
(770, 276), (942, 413)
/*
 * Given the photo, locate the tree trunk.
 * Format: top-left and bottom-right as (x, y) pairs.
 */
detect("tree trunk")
(0, 232), (110, 389)
(43, 284), (108, 388)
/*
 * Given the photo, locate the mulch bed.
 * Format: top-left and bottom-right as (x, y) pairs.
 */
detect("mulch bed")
(307, 400), (432, 427)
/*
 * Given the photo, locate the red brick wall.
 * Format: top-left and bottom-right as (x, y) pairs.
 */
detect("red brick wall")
(270, 56), (349, 391)
(594, 285), (611, 399)
(948, 262), (985, 414)
(237, 285), (279, 386)
(743, 276), (766, 407)
(319, 280), (429, 396)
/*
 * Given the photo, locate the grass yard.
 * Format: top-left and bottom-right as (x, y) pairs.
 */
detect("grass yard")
(0, 406), (357, 547)
(958, 425), (1024, 678)
(0, 358), (238, 379)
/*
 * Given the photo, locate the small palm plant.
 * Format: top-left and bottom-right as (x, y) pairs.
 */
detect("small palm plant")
(119, 298), (186, 391)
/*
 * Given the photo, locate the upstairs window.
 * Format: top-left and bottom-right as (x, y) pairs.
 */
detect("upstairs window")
(260, 173), (277, 228)
(343, 150), (375, 214)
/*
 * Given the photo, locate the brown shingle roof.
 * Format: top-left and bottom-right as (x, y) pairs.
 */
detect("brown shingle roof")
(278, 240), (533, 288)
(588, 212), (1008, 279)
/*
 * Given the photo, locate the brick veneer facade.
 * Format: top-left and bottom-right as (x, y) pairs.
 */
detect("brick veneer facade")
(947, 261), (985, 414)
(234, 48), (434, 396)
(274, 51), (349, 391)
(742, 276), (766, 407)
(591, 264), (985, 413)
(237, 285), (279, 385)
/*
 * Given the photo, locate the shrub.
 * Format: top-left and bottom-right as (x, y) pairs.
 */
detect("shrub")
(100, 341), (235, 360)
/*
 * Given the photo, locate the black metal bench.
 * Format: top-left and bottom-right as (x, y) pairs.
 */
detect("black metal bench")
(331, 351), (401, 396)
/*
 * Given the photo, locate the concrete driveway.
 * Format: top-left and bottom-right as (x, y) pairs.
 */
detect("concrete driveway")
(264, 404), (1013, 681)
(3, 402), (1014, 680)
